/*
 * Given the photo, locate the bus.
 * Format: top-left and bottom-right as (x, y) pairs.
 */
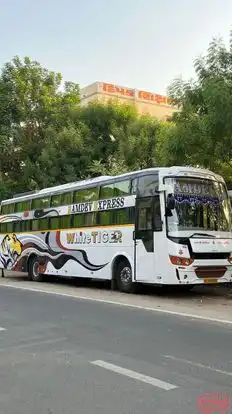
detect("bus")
(0, 166), (232, 293)
(228, 190), (232, 207)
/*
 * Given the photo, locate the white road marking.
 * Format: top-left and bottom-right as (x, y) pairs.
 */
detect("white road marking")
(90, 360), (177, 390)
(0, 327), (6, 332)
(163, 354), (232, 377)
(1, 282), (232, 325)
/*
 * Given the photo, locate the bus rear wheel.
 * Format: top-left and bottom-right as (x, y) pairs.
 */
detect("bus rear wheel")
(28, 256), (44, 282)
(116, 260), (135, 293)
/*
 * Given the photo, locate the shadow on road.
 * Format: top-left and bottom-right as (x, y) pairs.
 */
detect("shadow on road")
(3, 271), (232, 301)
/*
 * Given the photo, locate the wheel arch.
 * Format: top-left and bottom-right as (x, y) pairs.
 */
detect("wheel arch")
(111, 252), (133, 282)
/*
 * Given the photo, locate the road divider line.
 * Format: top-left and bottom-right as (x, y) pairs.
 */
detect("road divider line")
(90, 360), (177, 390)
(163, 354), (232, 377)
(1, 282), (232, 325)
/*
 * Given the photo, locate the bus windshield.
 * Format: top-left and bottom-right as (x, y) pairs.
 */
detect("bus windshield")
(166, 177), (232, 234)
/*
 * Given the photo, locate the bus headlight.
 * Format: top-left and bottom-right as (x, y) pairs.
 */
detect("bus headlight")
(169, 255), (193, 266)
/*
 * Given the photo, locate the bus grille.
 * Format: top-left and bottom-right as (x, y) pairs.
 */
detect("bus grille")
(192, 252), (230, 260)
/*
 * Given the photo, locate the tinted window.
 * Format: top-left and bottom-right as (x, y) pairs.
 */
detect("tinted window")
(14, 221), (22, 232)
(100, 181), (131, 199)
(74, 187), (99, 203)
(32, 197), (50, 209)
(137, 174), (158, 197)
(137, 198), (153, 230)
(51, 195), (61, 207)
(6, 222), (13, 233)
(98, 211), (113, 226)
(61, 192), (73, 206)
(50, 217), (60, 230)
(21, 220), (31, 232)
(31, 220), (39, 231)
(114, 181), (131, 196)
(114, 209), (129, 225)
(85, 212), (96, 227)
(15, 200), (31, 212)
(38, 218), (49, 230)
(60, 215), (72, 229)
(131, 178), (138, 195)
(154, 196), (162, 231)
(0, 223), (7, 233)
(1, 204), (14, 215)
(100, 184), (114, 199)
(73, 214), (85, 228)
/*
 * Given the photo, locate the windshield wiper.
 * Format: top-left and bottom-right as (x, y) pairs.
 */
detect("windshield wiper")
(190, 233), (216, 238)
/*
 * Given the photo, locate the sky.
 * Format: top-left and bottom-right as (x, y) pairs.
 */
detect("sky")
(0, 0), (232, 95)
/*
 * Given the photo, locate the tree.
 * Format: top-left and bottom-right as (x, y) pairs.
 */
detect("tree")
(158, 31), (232, 187)
(0, 56), (80, 196)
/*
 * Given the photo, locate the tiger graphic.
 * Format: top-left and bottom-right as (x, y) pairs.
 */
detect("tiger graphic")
(0, 234), (22, 269)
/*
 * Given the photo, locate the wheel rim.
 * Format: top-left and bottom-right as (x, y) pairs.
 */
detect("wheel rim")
(33, 261), (39, 278)
(120, 266), (131, 284)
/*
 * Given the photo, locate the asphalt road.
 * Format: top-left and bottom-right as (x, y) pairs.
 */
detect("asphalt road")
(0, 285), (232, 414)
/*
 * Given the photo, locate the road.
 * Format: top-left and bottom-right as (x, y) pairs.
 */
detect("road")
(0, 284), (232, 414)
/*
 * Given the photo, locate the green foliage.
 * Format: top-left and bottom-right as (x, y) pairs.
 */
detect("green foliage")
(159, 31), (232, 188)
(1, 34), (232, 201)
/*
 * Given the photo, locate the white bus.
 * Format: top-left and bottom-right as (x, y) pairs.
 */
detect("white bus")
(229, 190), (232, 207)
(0, 166), (232, 292)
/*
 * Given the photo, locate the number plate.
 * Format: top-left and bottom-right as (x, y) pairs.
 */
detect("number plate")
(203, 278), (218, 284)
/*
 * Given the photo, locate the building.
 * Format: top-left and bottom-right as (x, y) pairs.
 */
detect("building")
(80, 81), (178, 120)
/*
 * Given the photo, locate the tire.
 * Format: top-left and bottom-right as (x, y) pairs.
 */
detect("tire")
(116, 260), (136, 293)
(28, 256), (44, 282)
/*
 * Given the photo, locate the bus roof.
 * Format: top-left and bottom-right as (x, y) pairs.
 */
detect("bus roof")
(1, 166), (224, 205)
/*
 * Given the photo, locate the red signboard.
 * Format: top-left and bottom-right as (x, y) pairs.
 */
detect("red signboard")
(101, 82), (172, 105)
(138, 90), (168, 105)
(102, 83), (134, 97)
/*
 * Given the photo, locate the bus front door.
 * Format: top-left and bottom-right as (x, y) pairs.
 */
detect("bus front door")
(134, 197), (155, 281)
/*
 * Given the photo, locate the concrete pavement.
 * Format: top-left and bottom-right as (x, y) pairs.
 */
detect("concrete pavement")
(0, 285), (232, 413)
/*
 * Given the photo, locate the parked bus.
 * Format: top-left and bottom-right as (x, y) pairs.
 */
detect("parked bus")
(228, 190), (232, 207)
(0, 166), (232, 292)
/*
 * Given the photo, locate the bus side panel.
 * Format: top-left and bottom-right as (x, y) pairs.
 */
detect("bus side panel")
(0, 227), (134, 280)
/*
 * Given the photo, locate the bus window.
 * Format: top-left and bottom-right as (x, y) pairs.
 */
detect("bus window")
(98, 211), (112, 226)
(6, 222), (13, 233)
(15, 200), (31, 212)
(114, 180), (130, 197)
(153, 196), (162, 231)
(74, 187), (99, 203)
(14, 221), (22, 233)
(60, 215), (72, 229)
(32, 197), (50, 210)
(100, 184), (114, 199)
(85, 212), (96, 227)
(50, 217), (60, 230)
(61, 192), (73, 206)
(51, 194), (61, 207)
(73, 214), (85, 228)
(131, 178), (138, 194)
(137, 174), (158, 197)
(1, 204), (14, 215)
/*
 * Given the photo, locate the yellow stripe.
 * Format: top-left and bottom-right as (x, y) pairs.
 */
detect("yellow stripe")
(0, 223), (134, 235)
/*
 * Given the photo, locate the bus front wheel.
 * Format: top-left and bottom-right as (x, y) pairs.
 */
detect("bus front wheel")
(28, 256), (44, 282)
(116, 260), (135, 293)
